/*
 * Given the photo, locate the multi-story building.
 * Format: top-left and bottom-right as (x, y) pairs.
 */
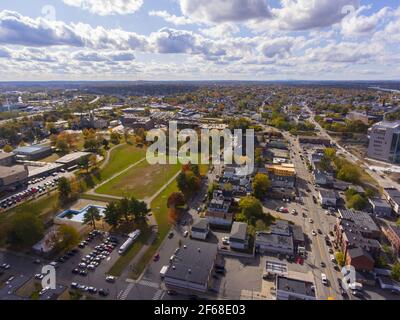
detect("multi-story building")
(0, 165), (29, 191)
(0, 152), (16, 166)
(266, 163), (296, 188)
(383, 224), (400, 256)
(367, 121), (400, 163)
(384, 187), (400, 215)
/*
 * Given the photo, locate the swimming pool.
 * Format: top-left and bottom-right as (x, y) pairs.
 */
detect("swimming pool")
(57, 205), (106, 224)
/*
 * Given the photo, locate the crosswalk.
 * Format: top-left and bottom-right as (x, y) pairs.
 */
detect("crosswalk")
(152, 289), (165, 300)
(118, 283), (134, 300)
(138, 279), (160, 289)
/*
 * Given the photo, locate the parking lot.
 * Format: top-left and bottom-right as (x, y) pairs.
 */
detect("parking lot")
(0, 171), (73, 212)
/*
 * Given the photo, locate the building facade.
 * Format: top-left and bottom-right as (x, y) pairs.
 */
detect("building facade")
(367, 121), (400, 164)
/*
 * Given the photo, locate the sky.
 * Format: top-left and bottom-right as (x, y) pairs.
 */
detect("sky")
(0, 0), (399, 81)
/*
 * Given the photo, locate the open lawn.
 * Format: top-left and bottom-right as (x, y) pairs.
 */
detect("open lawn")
(129, 180), (178, 279)
(96, 161), (181, 199)
(99, 144), (147, 181)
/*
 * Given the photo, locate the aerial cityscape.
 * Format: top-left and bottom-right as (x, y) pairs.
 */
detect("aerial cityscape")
(0, 0), (400, 306)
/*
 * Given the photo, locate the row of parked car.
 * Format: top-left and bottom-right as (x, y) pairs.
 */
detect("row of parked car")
(0, 176), (62, 209)
(70, 282), (110, 297)
(73, 233), (119, 276)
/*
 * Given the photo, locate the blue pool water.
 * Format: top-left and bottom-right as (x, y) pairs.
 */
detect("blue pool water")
(57, 205), (106, 223)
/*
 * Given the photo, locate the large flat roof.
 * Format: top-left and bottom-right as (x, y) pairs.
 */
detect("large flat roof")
(56, 152), (91, 164)
(0, 152), (14, 160)
(276, 276), (316, 298)
(165, 241), (217, 285)
(14, 145), (51, 154)
(0, 165), (27, 178)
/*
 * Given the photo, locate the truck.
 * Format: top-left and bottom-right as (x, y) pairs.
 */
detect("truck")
(160, 265), (169, 279)
(118, 230), (141, 255)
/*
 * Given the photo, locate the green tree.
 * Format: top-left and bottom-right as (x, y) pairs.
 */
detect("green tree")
(104, 202), (120, 228)
(110, 132), (121, 145)
(391, 262), (400, 281)
(239, 196), (263, 225)
(56, 225), (80, 252)
(117, 197), (131, 221)
(78, 156), (90, 173)
(56, 138), (69, 154)
(83, 206), (101, 230)
(7, 212), (44, 247)
(167, 192), (186, 209)
(102, 138), (110, 150)
(347, 194), (367, 211)
(58, 177), (72, 205)
(337, 164), (360, 184)
(252, 173), (271, 200)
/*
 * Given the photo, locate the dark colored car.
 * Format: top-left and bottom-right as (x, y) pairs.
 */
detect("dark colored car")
(98, 289), (109, 297)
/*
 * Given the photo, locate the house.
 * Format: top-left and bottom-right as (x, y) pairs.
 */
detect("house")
(338, 209), (381, 239)
(229, 222), (248, 250)
(346, 247), (375, 272)
(266, 163), (296, 188)
(255, 220), (294, 255)
(205, 192), (233, 227)
(164, 242), (218, 294)
(383, 187), (400, 215)
(369, 198), (392, 217)
(190, 219), (210, 240)
(275, 276), (316, 300)
(318, 189), (339, 208)
(384, 224), (400, 255)
(313, 170), (333, 187)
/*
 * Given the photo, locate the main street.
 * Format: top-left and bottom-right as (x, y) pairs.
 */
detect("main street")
(281, 131), (342, 300)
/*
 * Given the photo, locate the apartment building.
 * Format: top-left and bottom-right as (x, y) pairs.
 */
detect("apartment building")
(367, 121), (400, 163)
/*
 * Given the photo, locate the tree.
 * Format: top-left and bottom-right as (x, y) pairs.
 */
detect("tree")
(110, 132), (121, 145)
(117, 197), (131, 221)
(102, 138), (110, 150)
(58, 177), (72, 205)
(397, 218), (400, 227)
(252, 173), (271, 200)
(177, 170), (201, 196)
(3, 144), (13, 153)
(130, 198), (150, 223)
(167, 192), (185, 209)
(392, 262), (400, 281)
(239, 196), (263, 225)
(347, 194), (368, 211)
(55, 225), (80, 252)
(83, 206), (102, 230)
(7, 212), (44, 247)
(335, 252), (345, 267)
(78, 156), (90, 173)
(56, 138), (70, 154)
(104, 202), (120, 228)
(337, 164), (360, 184)
(89, 154), (98, 169)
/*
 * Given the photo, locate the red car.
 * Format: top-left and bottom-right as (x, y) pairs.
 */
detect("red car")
(153, 253), (160, 262)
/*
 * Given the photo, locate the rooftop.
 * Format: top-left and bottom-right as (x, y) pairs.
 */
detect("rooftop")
(14, 145), (51, 154)
(56, 152), (91, 164)
(0, 165), (27, 178)
(0, 152), (14, 160)
(165, 241), (218, 285)
(191, 219), (209, 232)
(339, 209), (380, 233)
(276, 276), (316, 298)
(230, 222), (248, 241)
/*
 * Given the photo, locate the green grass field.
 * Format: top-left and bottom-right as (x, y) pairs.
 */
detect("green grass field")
(96, 161), (181, 199)
(99, 144), (147, 181)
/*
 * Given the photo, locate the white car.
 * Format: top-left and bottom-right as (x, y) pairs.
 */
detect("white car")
(321, 273), (328, 286)
(106, 276), (116, 283)
(183, 230), (189, 237)
(309, 219), (314, 224)
(312, 230), (317, 236)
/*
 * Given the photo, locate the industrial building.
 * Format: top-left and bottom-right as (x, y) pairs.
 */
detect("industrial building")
(14, 145), (53, 161)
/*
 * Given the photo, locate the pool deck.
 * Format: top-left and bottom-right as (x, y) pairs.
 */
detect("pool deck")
(69, 199), (109, 211)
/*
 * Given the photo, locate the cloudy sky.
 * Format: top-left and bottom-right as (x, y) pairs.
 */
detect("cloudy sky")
(0, 0), (399, 81)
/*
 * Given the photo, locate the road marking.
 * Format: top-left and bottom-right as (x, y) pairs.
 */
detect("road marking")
(152, 289), (164, 300)
(119, 283), (134, 300)
(139, 279), (160, 289)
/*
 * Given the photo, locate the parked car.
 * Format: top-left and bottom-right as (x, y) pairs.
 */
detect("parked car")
(106, 276), (116, 283)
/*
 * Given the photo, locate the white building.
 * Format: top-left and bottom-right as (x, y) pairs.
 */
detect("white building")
(367, 121), (400, 164)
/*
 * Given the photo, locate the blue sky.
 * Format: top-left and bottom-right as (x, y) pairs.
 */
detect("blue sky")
(0, 0), (399, 81)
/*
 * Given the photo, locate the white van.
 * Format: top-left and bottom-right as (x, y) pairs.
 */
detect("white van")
(160, 265), (169, 279)
(321, 273), (328, 285)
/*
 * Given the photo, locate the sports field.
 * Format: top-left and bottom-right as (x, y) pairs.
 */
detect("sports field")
(95, 160), (181, 199)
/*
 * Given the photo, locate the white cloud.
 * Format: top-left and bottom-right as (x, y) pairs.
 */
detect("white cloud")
(62, 0), (143, 16)
(179, 0), (272, 23)
(199, 23), (240, 39)
(341, 6), (390, 37)
(149, 10), (194, 26)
